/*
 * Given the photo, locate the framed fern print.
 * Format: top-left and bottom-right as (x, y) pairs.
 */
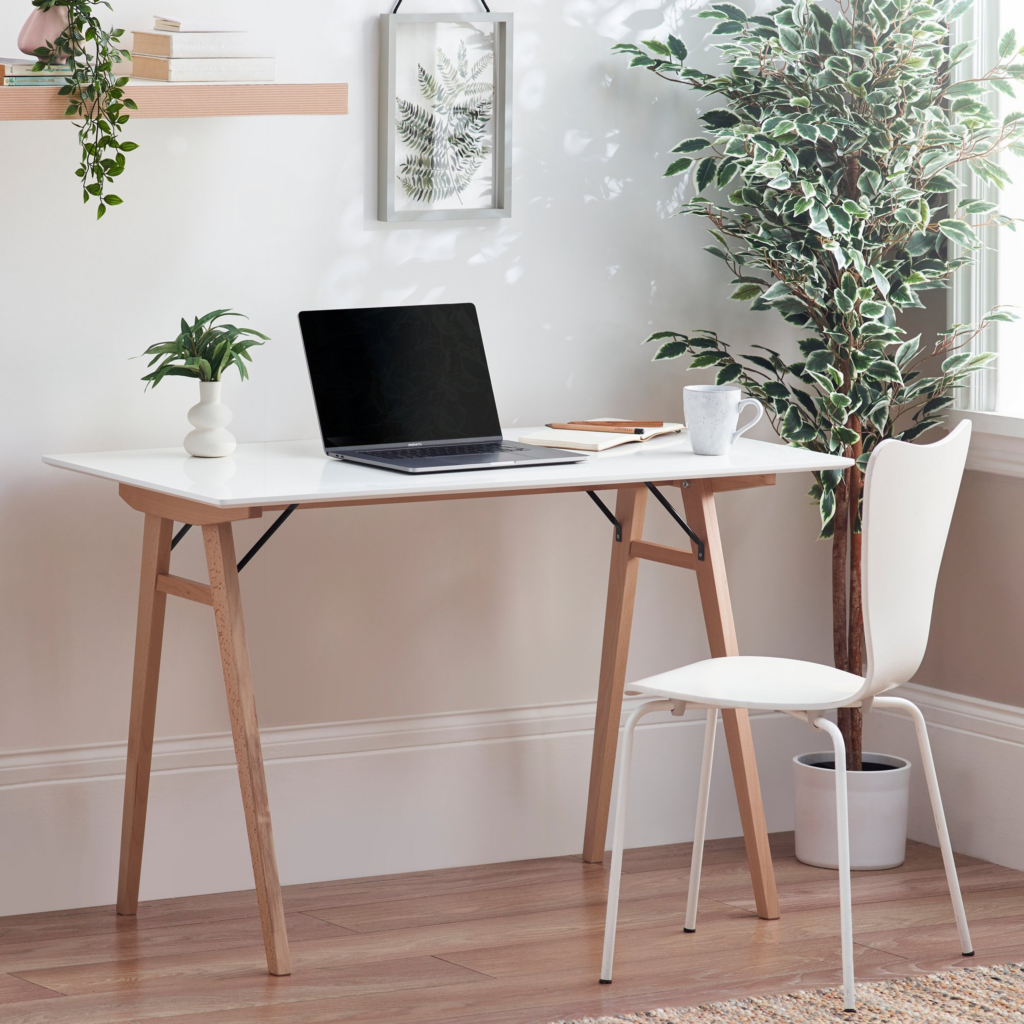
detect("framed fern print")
(378, 11), (512, 222)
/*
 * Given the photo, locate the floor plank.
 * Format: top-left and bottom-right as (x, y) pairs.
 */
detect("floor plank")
(0, 973), (64, 1004)
(0, 834), (1021, 1024)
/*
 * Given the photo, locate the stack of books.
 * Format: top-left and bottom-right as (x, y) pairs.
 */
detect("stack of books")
(1, 55), (132, 86)
(131, 16), (274, 82)
(1, 57), (70, 87)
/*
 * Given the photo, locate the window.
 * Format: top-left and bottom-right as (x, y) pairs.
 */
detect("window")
(956, 1), (1024, 419)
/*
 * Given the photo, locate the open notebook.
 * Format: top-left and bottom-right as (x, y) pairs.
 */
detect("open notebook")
(519, 419), (684, 452)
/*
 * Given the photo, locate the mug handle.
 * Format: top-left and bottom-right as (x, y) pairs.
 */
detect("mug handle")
(732, 398), (764, 444)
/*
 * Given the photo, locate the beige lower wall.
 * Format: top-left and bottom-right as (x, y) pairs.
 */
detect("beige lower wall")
(918, 469), (1024, 708)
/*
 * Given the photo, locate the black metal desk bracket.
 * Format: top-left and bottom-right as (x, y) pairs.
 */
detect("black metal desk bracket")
(170, 523), (192, 550)
(170, 504), (300, 573)
(645, 483), (705, 561)
(586, 491), (622, 542)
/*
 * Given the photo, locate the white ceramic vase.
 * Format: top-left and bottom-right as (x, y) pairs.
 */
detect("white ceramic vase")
(793, 751), (911, 870)
(184, 381), (236, 458)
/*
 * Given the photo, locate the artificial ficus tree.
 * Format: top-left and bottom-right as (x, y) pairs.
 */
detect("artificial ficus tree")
(617, 0), (1024, 768)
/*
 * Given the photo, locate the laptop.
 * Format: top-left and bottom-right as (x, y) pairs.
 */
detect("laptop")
(298, 303), (587, 474)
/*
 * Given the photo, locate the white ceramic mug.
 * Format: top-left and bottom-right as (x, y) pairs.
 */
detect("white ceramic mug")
(684, 385), (764, 456)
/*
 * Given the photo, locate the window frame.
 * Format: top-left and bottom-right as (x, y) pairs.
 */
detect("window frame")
(948, 0), (1024, 473)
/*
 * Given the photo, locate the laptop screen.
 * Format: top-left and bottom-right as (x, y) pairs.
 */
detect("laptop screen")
(298, 303), (503, 450)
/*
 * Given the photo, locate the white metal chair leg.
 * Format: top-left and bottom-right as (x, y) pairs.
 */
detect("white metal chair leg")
(874, 696), (974, 956)
(814, 717), (856, 1012)
(600, 699), (675, 984)
(685, 708), (717, 933)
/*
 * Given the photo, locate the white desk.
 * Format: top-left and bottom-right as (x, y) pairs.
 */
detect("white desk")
(45, 432), (852, 975)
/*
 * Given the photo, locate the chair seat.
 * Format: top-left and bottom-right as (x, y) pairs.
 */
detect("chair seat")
(632, 656), (865, 711)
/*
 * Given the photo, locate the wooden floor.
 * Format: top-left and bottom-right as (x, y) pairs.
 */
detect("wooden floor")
(2, 833), (1024, 1024)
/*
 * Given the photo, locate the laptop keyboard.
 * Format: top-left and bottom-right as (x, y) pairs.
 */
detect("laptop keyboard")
(354, 443), (529, 461)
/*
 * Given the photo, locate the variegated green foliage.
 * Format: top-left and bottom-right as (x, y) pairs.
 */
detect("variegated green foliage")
(33, 0), (137, 218)
(617, 0), (1024, 534)
(397, 40), (494, 203)
(140, 310), (268, 388)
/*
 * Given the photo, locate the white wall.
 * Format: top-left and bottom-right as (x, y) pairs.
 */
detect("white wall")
(0, 0), (834, 750)
(0, 0), (842, 912)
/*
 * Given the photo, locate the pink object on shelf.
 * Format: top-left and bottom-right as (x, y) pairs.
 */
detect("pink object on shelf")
(18, 5), (69, 59)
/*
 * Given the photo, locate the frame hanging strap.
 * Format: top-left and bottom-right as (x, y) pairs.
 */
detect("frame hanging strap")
(392, 0), (490, 10)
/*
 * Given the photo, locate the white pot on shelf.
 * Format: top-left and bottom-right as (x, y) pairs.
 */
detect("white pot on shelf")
(183, 380), (236, 458)
(793, 751), (911, 870)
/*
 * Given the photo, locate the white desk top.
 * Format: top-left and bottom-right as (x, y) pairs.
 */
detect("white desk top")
(43, 431), (853, 509)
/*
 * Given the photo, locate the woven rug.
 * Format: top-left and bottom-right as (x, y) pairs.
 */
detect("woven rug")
(547, 963), (1024, 1022)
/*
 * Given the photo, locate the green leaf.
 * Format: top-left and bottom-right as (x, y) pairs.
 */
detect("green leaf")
(957, 199), (997, 215)
(641, 39), (672, 56)
(871, 267), (891, 298)
(690, 352), (723, 369)
(869, 361), (903, 383)
(941, 352), (973, 372)
(710, 2), (746, 19)
(667, 34), (687, 61)
(700, 109), (741, 130)
(830, 18), (852, 51)
(671, 138), (709, 154)
(664, 157), (694, 177)
(820, 485), (836, 526)
(715, 363), (744, 384)
(1000, 29), (1018, 59)
(946, 80), (985, 97)
(730, 283), (762, 301)
(695, 156), (717, 192)
(938, 219), (980, 248)
(654, 341), (690, 360)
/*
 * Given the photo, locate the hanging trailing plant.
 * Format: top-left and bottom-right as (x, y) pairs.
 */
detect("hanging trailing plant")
(616, 0), (1024, 768)
(396, 39), (493, 203)
(31, 0), (137, 218)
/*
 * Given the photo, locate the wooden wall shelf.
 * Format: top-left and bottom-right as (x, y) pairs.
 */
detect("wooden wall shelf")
(0, 82), (349, 121)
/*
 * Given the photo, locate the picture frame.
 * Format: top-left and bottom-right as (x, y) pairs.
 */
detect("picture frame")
(378, 11), (513, 222)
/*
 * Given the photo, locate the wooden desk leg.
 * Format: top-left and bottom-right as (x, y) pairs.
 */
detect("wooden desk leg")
(680, 479), (780, 921)
(117, 513), (173, 915)
(583, 486), (648, 864)
(203, 521), (292, 976)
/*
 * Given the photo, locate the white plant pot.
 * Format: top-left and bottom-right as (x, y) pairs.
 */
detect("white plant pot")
(793, 752), (910, 870)
(184, 381), (236, 458)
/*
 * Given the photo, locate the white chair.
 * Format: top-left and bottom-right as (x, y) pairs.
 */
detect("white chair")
(600, 421), (975, 1012)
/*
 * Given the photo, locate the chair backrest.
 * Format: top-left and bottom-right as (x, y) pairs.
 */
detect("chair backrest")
(854, 420), (972, 700)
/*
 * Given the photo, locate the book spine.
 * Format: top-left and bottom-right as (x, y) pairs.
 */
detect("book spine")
(133, 57), (275, 82)
(0, 65), (69, 76)
(2, 76), (69, 86)
(155, 23), (248, 33)
(173, 37), (268, 59)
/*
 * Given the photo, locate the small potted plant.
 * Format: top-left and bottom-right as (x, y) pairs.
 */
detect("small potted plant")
(140, 309), (268, 458)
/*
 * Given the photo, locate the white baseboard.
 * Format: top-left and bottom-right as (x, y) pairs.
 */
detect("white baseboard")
(1, 682), (1021, 917)
(0, 699), (813, 918)
(867, 682), (1024, 872)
